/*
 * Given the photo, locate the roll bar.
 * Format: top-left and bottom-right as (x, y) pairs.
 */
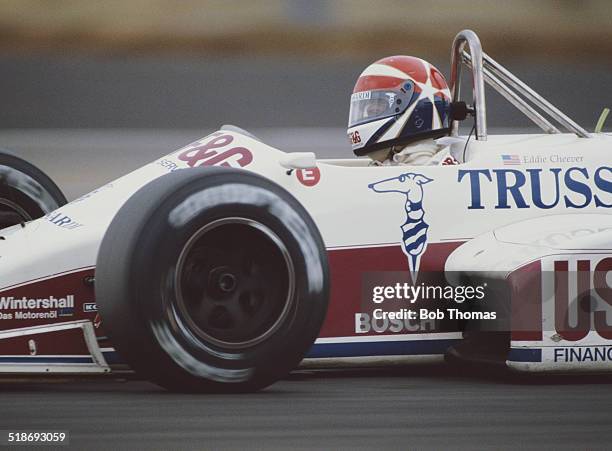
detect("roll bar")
(449, 30), (591, 139)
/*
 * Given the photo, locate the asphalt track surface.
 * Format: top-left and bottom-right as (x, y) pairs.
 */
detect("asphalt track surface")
(0, 130), (611, 450)
(1, 368), (612, 450)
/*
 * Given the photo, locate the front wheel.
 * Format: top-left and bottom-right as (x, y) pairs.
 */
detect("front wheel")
(96, 167), (329, 392)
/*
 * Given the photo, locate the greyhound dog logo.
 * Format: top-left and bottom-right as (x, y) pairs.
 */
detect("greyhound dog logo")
(368, 173), (433, 281)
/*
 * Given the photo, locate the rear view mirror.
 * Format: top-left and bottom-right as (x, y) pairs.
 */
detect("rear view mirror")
(279, 152), (317, 170)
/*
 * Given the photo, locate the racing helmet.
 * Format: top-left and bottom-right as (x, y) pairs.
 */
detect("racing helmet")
(348, 56), (451, 156)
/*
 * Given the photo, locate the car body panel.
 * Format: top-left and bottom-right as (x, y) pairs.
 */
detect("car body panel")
(0, 129), (610, 373)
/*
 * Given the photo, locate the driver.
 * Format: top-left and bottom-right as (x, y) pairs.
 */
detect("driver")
(347, 56), (457, 165)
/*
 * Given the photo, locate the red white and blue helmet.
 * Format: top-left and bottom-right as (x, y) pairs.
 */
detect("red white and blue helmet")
(348, 56), (452, 156)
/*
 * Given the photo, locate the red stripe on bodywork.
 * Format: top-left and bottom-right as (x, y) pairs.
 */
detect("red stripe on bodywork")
(510, 261), (543, 341)
(6, 240), (551, 361)
(321, 242), (464, 338)
(0, 269), (109, 354)
(0, 327), (90, 355)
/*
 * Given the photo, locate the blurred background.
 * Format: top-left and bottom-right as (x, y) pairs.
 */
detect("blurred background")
(0, 0), (610, 197)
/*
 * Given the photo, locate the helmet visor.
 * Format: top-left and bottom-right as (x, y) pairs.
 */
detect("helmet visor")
(348, 82), (415, 128)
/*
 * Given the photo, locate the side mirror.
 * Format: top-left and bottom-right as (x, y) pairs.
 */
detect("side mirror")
(279, 152), (317, 170)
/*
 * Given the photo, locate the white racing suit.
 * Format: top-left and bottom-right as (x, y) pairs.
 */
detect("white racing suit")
(370, 137), (465, 166)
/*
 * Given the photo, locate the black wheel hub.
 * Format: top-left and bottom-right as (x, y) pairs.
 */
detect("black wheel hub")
(208, 266), (238, 297)
(175, 218), (294, 349)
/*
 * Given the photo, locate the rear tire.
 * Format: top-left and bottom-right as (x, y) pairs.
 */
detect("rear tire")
(96, 167), (329, 392)
(0, 150), (67, 228)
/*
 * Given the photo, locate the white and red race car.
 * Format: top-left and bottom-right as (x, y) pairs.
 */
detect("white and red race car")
(0, 30), (610, 392)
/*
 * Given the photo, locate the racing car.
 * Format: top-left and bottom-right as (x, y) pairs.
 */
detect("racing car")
(0, 30), (610, 392)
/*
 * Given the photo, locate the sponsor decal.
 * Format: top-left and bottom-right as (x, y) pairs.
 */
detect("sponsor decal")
(177, 133), (253, 169)
(0, 295), (75, 320)
(368, 173), (433, 280)
(296, 167), (321, 187)
(348, 131), (362, 145)
(58, 307), (74, 317)
(553, 346), (612, 363)
(46, 211), (83, 229)
(157, 159), (180, 172)
(355, 312), (436, 333)
(458, 166), (611, 209)
(552, 257), (612, 341)
(351, 91), (371, 101)
(83, 302), (98, 313)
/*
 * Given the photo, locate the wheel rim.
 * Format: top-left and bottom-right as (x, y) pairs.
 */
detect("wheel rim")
(0, 198), (33, 229)
(174, 217), (296, 350)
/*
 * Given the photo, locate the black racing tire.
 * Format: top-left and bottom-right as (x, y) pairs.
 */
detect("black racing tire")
(96, 167), (329, 393)
(0, 150), (67, 228)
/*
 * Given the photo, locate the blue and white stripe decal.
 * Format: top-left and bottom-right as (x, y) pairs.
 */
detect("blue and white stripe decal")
(102, 350), (123, 364)
(100, 339), (461, 363)
(306, 334), (461, 359)
(307, 339), (459, 358)
(0, 336), (464, 367)
(102, 336), (462, 363)
(507, 348), (542, 362)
